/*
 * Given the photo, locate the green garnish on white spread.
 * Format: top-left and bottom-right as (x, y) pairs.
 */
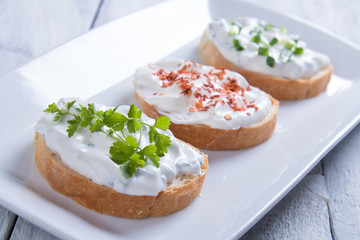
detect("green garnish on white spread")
(44, 101), (171, 179)
(229, 20), (304, 68)
(207, 18), (331, 80)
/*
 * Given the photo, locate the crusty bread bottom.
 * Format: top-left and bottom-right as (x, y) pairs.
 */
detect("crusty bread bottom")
(34, 133), (208, 218)
(199, 32), (333, 100)
(135, 92), (279, 150)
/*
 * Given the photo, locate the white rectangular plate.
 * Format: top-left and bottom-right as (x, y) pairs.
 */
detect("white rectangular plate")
(0, 0), (359, 239)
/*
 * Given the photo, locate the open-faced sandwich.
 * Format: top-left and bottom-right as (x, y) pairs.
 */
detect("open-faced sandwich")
(34, 98), (208, 218)
(199, 17), (333, 100)
(133, 60), (279, 150)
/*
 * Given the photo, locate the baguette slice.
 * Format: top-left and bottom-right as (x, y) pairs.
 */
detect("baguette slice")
(34, 132), (208, 218)
(199, 32), (333, 100)
(135, 91), (279, 150)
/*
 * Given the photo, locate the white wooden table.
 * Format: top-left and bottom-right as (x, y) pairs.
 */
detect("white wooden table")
(0, 0), (359, 239)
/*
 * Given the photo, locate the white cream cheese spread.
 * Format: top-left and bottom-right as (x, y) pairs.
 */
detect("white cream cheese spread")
(206, 17), (330, 79)
(35, 98), (205, 196)
(134, 59), (272, 129)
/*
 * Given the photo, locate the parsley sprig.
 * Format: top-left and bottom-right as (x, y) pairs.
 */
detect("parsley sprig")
(44, 100), (171, 179)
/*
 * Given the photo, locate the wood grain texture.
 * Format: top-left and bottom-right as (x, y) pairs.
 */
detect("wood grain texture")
(0, 0), (100, 76)
(0, 206), (16, 240)
(323, 126), (360, 239)
(242, 175), (332, 240)
(9, 218), (59, 240)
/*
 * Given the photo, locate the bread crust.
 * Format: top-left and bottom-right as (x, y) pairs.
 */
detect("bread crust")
(34, 133), (208, 218)
(135, 91), (279, 150)
(199, 32), (333, 100)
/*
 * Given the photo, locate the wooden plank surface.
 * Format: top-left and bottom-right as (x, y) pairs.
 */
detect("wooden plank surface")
(0, 0), (359, 239)
(0, 206), (16, 240)
(323, 125), (360, 239)
(9, 218), (59, 240)
(243, 174), (332, 239)
(0, 0), (100, 76)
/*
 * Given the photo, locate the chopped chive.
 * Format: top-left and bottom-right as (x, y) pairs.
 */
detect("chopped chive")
(251, 34), (261, 44)
(293, 47), (304, 55)
(233, 39), (244, 51)
(294, 39), (299, 44)
(269, 37), (278, 46)
(264, 23), (274, 30)
(280, 27), (287, 34)
(284, 41), (295, 50)
(228, 25), (240, 36)
(230, 21), (235, 25)
(266, 56), (275, 67)
(258, 47), (269, 56)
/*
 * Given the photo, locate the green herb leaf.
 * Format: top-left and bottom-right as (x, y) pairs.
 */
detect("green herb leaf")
(120, 154), (145, 179)
(284, 41), (295, 50)
(127, 119), (141, 133)
(104, 110), (127, 131)
(251, 34), (261, 44)
(266, 56), (275, 67)
(264, 23), (274, 30)
(125, 136), (139, 149)
(258, 47), (269, 56)
(66, 100), (76, 110)
(44, 103), (60, 114)
(67, 115), (82, 137)
(45, 100), (172, 179)
(110, 141), (134, 165)
(154, 116), (171, 131)
(154, 133), (171, 157)
(269, 37), (278, 46)
(293, 47), (304, 55)
(233, 39), (244, 51)
(280, 27), (287, 34)
(128, 104), (142, 119)
(89, 119), (105, 132)
(141, 145), (160, 167)
(79, 104), (95, 127)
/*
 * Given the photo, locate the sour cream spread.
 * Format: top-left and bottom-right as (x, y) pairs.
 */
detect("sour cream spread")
(207, 17), (330, 79)
(134, 59), (272, 129)
(35, 98), (205, 196)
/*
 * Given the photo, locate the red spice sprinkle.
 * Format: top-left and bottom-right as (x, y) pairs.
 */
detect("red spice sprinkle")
(153, 93), (158, 95)
(151, 61), (259, 113)
(189, 107), (196, 112)
(224, 115), (232, 120)
(247, 112), (251, 116)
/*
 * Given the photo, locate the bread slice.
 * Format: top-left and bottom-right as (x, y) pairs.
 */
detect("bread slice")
(34, 132), (208, 218)
(199, 33), (333, 100)
(135, 91), (279, 150)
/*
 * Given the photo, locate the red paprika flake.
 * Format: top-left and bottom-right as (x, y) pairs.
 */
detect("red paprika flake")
(189, 107), (196, 112)
(224, 115), (232, 120)
(151, 61), (258, 113)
